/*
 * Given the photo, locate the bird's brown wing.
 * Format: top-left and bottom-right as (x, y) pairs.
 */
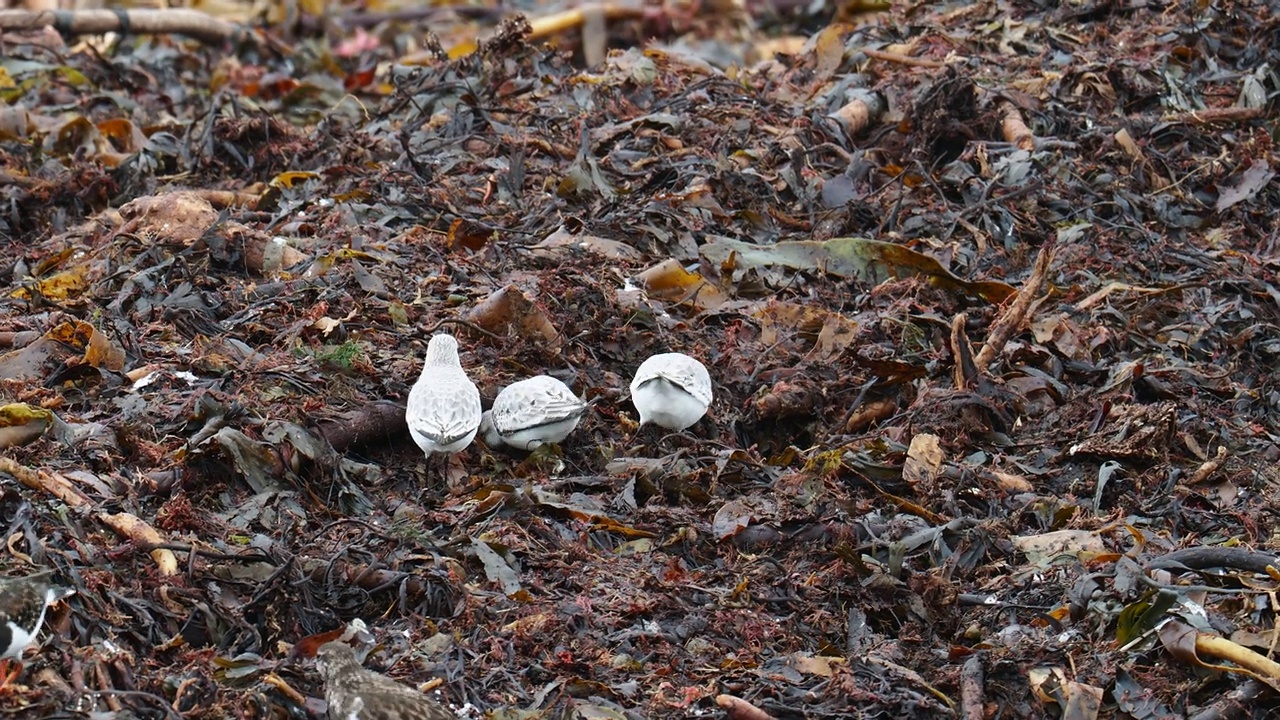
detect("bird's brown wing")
(0, 575), (51, 630)
(330, 690), (456, 720)
(327, 667), (454, 720)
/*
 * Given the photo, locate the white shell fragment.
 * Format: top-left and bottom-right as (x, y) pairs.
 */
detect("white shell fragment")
(481, 375), (588, 450)
(405, 334), (482, 457)
(629, 352), (712, 431)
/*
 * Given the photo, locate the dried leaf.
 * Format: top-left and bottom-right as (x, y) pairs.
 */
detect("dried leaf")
(712, 499), (755, 540)
(1215, 160), (1274, 211)
(903, 433), (944, 486)
(636, 259), (728, 312)
(0, 403), (53, 447)
(471, 537), (524, 598)
(466, 285), (561, 348)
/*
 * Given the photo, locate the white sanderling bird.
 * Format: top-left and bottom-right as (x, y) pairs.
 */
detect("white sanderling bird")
(0, 571), (74, 687)
(480, 375), (588, 450)
(316, 641), (455, 720)
(405, 334), (482, 463)
(630, 352), (712, 431)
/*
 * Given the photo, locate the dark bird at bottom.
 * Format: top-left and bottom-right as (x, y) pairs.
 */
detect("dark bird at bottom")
(0, 572), (74, 689)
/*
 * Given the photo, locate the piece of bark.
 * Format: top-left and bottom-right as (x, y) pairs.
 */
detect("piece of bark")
(1165, 106), (1265, 126)
(1000, 101), (1035, 151)
(831, 92), (885, 135)
(0, 456), (92, 508)
(843, 398), (897, 433)
(951, 313), (975, 388)
(1186, 446), (1228, 485)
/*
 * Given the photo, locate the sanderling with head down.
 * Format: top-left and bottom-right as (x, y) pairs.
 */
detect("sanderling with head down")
(629, 352), (712, 431)
(481, 375), (588, 450)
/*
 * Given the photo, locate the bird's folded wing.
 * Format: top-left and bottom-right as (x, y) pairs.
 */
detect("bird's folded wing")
(493, 391), (586, 433)
(660, 368), (711, 405)
(338, 685), (456, 720)
(406, 384), (480, 443)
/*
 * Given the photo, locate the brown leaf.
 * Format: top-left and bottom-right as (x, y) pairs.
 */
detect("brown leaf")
(712, 499), (755, 540)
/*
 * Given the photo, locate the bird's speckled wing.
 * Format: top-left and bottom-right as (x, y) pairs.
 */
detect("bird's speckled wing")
(327, 683), (455, 720)
(633, 354), (712, 407)
(406, 369), (482, 445)
(491, 377), (586, 434)
(326, 664), (455, 720)
(0, 575), (52, 631)
(0, 573), (66, 661)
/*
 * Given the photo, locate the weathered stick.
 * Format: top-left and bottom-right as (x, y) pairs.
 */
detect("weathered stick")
(715, 694), (776, 720)
(0, 9), (257, 46)
(950, 313), (975, 388)
(973, 240), (1055, 369)
(862, 47), (947, 69)
(960, 653), (985, 720)
(999, 101), (1035, 151)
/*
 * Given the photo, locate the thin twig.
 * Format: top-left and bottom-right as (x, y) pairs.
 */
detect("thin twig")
(91, 689), (183, 720)
(423, 317), (504, 341)
(0, 9), (271, 48)
(862, 47), (948, 69)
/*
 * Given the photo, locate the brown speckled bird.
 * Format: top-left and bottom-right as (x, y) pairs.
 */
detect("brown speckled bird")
(0, 572), (72, 688)
(316, 642), (455, 720)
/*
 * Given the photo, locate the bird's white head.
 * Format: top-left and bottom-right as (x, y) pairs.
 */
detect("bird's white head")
(424, 334), (461, 367)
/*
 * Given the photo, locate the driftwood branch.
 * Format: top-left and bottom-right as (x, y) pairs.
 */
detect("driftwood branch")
(314, 400), (409, 453)
(973, 240), (1055, 369)
(999, 101), (1035, 151)
(862, 47), (947, 68)
(950, 313), (975, 389)
(715, 694), (777, 720)
(0, 9), (259, 46)
(959, 653), (985, 720)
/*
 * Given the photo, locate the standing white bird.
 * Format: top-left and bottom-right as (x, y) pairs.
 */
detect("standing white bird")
(405, 334), (482, 461)
(629, 352), (712, 431)
(480, 375), (587, 450)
